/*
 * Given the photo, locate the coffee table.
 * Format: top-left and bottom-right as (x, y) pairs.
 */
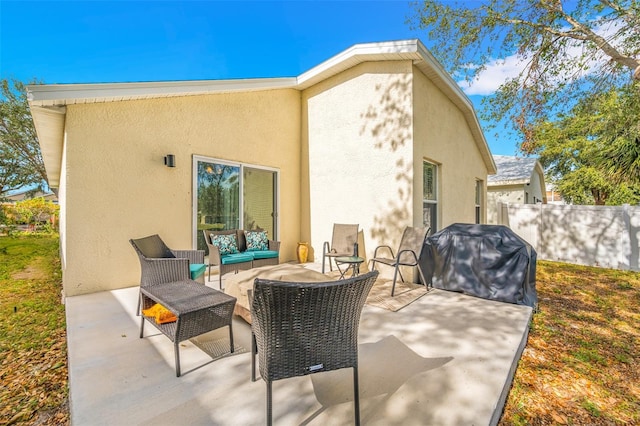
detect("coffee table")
(224, 263), (331, 323)
(139, 279), (236, 376)
(335, 256), (365, 279)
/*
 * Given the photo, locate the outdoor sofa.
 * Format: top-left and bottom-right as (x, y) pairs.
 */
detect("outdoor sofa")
(203, 229), (280, 288)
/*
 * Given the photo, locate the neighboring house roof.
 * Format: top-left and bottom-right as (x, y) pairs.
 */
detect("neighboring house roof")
(27, 39), (496, 187)
(3, 190), (58, 203)
(488, 155), (541, 186)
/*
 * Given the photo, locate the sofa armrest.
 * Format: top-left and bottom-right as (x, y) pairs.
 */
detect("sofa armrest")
(207, 245), (223, 266)
(268, 240), (281, 251)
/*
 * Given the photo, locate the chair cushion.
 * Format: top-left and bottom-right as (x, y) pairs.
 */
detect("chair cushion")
(245, 230), (269, 251)
(251, 250), (279, 260)
(211, 233), (239, 255)
(190, 263), (206, 279)
(221, 253), (253, 265)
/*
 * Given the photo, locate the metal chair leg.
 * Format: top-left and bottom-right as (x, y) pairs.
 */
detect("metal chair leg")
(174, 342), (181, 377)
(417, 264), (429, 291)
(266, 380), (273, 426)
(139, 315), (145, 338)
(353, 366), (360, 426)
(391, 264), (401, 296)
(251, 333), (257, 382)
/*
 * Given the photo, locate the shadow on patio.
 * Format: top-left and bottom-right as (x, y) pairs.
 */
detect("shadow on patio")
(65, 264), (532, 426)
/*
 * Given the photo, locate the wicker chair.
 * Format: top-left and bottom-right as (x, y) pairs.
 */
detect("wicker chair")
(130, 234), (206, 314)
(250, 270), (378, 426)
(369, 226), (430, 296)
(322, 223), (359, 273)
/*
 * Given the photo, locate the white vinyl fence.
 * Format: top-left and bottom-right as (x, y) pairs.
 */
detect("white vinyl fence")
(497, 203), (640, 271)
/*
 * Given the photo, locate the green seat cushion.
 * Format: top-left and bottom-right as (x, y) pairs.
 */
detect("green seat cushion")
(220, 253), (253, 265)
(190, 263), (206, 279)
(251, 250), (279, 260)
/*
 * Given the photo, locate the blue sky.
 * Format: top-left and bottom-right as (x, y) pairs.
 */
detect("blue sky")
(1, 0), (520, 155)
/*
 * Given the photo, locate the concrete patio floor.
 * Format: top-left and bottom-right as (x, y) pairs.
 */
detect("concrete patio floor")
(65, 264), (533, 426)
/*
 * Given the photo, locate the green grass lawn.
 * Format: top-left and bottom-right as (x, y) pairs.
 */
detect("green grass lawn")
(0, 235), (68, 425)
(1, 235), (638, 425)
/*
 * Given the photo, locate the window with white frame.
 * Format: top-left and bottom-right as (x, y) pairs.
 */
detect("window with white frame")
(475, 180), (482, 224)
(423, 161), (438, 232)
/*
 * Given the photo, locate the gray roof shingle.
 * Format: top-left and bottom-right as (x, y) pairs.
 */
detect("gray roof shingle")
(488, 155), (539, 185)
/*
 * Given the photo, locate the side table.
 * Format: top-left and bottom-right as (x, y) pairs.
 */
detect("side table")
(335, 256), (365, 279)
(140, 279), (236, 376)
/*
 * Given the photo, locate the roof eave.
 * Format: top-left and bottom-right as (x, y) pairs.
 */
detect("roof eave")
(28, 39), (497, 186)
(487, 179), (530, 187)
(27, 77), (298, 107)
(29, 106), (66, 188)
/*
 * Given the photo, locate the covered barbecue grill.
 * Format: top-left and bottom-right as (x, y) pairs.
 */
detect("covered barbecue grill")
(420, 223), (537, 309)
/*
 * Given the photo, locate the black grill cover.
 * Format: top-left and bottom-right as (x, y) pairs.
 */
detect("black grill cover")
(420, 223), (537, 308)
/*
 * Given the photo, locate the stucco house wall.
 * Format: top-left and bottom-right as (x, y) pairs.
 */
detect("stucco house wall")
(302, 59), (490, 262)
(61, 90), (301, 295)
(487, 188), (525, 224)
(29, 39), (496, 297)
(528, 168), (545, 203)
(303, 61), (416, 259)
(413, 67), (489, 228)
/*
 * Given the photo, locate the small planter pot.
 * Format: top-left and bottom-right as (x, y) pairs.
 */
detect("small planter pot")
(296, 242), (309, 263)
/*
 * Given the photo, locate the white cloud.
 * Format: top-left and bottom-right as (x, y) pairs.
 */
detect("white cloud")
(458, 55), (525, 96)
(459, 20), (624, 96)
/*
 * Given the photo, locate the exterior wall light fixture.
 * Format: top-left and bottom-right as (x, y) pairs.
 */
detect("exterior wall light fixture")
(164, 154), (176, 168)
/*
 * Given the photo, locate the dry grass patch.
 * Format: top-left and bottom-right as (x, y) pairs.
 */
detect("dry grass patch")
(0, 236), (68, 426)
(499, 261), (640, 425)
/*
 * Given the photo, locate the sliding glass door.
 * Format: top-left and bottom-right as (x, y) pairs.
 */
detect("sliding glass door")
(194, 156), (278, 250)
(243, 167), (277, 238)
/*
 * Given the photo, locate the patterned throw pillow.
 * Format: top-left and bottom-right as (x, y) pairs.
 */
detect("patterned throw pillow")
(211, 233), (239, 255)
(245, 230), (269, 251)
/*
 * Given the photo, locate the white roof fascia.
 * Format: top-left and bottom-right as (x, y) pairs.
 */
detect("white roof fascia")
(488, 179), (530, 187)
(27, 77), (298, 107)
(296, 39), (422, 89)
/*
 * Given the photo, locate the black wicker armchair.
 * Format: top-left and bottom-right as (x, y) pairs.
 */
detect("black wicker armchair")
(130, 234), (206, 314)
(250, 270), (378, 426)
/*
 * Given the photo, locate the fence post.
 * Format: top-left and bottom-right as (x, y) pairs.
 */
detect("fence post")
(622, 204), (632, 271)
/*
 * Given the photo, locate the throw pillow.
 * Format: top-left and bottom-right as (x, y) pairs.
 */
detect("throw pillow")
(211, 233), (239, 255)
(245, 230), (269, 251)
(142, 303), (177, 324)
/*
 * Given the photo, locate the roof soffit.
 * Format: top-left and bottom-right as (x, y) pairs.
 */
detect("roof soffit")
(29, 106), (65, 187)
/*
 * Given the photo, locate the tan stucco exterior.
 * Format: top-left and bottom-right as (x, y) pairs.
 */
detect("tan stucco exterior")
(61, 90), (301, 294)
(303, 61), (416, 259)
(413, 67), (489, 228)
(28, 39), (496, 296)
